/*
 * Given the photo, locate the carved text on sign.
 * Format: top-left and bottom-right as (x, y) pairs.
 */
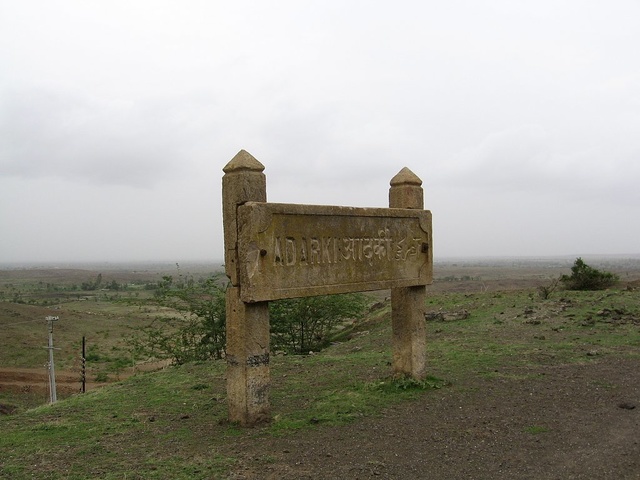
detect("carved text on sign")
(272, 230), (424, 267)
(237, 202), (432, 302)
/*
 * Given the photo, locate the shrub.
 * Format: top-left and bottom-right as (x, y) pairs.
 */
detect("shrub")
(128, 274), (228, 365)
(560, 258), (618, 291)
(270, 293), (368, 354)
(129, 271), (368, 363)
(538, 278), (559, 299)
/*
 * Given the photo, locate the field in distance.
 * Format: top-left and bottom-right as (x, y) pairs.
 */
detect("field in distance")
(0, 262), (224, 409)
(1, 255), (639, 410)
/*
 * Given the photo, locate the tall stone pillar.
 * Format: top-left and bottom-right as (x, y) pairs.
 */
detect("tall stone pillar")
(222, 150), (271, 425)
(389, 167), (427, 380)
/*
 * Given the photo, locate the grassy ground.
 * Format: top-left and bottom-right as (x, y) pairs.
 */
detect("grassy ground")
(1, 261), (639, 478)
(2, 274), (639, 478)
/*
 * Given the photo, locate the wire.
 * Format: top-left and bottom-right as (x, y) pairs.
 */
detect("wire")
(1, 318), (48, 327)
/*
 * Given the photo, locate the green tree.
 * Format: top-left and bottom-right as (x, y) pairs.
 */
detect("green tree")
(81, 273), (104, 291)
(560, 257), (619, 291)
(129, 274), (228, 364)
(270, 293), (368, 354)
(129, 274), (368, 363)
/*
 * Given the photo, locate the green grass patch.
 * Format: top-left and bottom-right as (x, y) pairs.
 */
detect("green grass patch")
(524, 425), (550, 434)
(2, 281), (640, 478)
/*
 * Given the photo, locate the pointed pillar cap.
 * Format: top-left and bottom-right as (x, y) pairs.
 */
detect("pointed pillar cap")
(390, 167), (422, 186)
(223, 150), (265, 173)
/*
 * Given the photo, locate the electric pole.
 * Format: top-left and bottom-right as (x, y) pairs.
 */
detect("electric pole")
(45, 316), (59, 404)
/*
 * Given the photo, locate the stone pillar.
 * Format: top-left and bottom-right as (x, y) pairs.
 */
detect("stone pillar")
(222, 150), (267, 286)
(389, 167), (427, 380)
(222, 150), (271, 425)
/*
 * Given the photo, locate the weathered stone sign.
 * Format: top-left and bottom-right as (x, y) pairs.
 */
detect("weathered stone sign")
(222, 150), (432, 426)
(238, 202), (432, 302)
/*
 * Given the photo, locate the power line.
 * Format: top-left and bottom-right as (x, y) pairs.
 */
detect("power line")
(1, 318), (50, 327)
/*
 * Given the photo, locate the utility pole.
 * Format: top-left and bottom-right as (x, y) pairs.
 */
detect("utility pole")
(45, 316), (59, 404)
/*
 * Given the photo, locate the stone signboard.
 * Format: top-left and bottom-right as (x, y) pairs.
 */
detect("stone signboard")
(238, 202), (432, 302)
(222, 150), (432, 426)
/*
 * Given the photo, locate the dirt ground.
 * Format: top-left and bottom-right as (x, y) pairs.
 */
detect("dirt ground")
(224, 355), (639, 479)
(0, 361), (170, 413)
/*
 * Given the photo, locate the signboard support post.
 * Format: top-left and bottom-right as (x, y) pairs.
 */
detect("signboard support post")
(222, 151), (271, 425)
(389, 168), (427, 380)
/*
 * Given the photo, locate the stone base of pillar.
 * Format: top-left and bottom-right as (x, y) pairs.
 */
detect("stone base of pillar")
(391, 285), (427, 380)
(226, 287), (271, 426)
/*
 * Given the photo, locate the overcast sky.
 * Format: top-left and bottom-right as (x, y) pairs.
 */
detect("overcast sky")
(1, 1), (639, 264)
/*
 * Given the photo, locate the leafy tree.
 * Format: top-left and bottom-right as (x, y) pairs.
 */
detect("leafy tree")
(560, 257), (619, 291)
(270, 293), (368, 354)
(129, 271), (369, 363)
(81, 273), (104, 291)
(129, 274), (228, 364)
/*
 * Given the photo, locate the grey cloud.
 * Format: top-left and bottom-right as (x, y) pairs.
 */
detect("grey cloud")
(446, 125), (551, 187)
(442, 125), (640, 204)
(2, 1), (640, 262)
(1, 88), (219, 188)
(258, 103), (405, 189)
